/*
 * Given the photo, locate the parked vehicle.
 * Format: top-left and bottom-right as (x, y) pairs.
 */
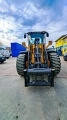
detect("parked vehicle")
(63, 53), (67, 61)
(0, 48), (10, 59)
(0, 53), (6, 63)
(62, 46), (67, 61)
(5, 50), (10, 59)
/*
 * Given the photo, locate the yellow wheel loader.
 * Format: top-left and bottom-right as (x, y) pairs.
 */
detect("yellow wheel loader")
(16, 31), (61, 87)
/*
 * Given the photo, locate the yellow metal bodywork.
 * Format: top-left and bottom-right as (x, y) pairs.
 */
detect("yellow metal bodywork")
(46, 41), (52, 49)
(22, 40), (52, 64)
(30, 44), (44, 64)
(30, 44), (35, 63)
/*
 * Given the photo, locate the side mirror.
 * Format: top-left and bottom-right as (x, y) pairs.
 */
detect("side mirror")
(46, 33), (49, 37)
(24, 34), (26, 38)
(48, 41), (52, 45)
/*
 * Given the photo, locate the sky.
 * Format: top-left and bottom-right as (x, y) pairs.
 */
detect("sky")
(0, 0), (67, 46)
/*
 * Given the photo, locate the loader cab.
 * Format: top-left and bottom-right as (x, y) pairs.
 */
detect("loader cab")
(24, 31), (49, 45)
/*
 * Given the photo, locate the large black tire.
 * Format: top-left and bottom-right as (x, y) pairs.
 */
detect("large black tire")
(16, 54), (25, 76)
(49, 53), (61, 76)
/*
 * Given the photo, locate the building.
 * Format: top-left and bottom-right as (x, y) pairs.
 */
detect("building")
(55, 34), (67, 55)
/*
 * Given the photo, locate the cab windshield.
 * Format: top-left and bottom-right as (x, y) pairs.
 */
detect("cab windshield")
(28, 33), (46, 45)
(29, 38), (42, 44)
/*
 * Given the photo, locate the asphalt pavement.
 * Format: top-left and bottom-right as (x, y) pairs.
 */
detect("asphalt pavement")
(0, 57), (67, 120)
